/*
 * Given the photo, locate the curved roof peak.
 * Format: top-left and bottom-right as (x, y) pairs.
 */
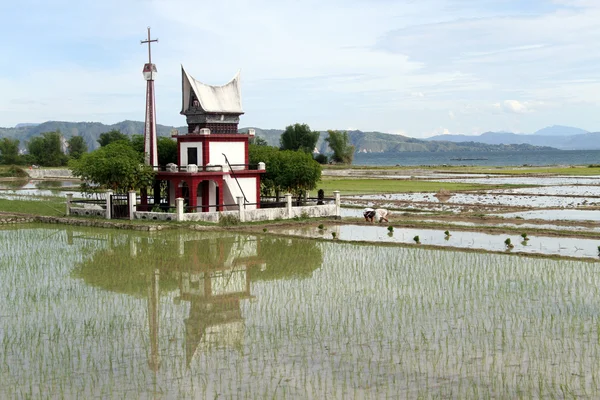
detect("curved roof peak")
(181, 66), (243, 115)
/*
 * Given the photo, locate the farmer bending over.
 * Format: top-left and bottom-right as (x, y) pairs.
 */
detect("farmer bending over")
(363, 208), (389, 223)
(363, 208), (376, 222)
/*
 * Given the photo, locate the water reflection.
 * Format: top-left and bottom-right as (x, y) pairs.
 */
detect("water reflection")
(72, 231), (323, 371)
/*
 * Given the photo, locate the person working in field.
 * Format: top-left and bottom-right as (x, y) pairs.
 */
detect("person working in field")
(363, 208), (389, 223)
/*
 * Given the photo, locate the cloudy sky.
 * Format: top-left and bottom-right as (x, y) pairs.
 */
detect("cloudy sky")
(1, 0), (600, 137)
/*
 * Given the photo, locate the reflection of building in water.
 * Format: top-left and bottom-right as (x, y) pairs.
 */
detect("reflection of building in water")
(73, 231), (322, 371)
(170, 235), (264, 366)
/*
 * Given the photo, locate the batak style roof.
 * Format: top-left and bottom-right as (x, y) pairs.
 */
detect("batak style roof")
(181, 66), (243, 114)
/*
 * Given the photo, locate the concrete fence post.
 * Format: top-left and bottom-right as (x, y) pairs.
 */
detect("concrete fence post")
(237, 196), (245, 222)
(105, 190), (113, 220)
(128, 190), (136, 221)
(66, 193), (73, 216)
(176, 198), (184, 222)
(333, 190), (341, 218)
(285, 193), (293, 219)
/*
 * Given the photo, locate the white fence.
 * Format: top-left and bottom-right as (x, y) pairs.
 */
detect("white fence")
(68, 191), (341, 223)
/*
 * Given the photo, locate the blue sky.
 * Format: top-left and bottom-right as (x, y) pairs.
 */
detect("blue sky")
(1, 0), (600, 137)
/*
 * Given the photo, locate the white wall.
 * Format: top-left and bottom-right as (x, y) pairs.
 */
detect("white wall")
(209, 142), (245, 166)
(179, 142), (203, 166)
(208, 180), (217, 212)
(223, 176), (257, 210)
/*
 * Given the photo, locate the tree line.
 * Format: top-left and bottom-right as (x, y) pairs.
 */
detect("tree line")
(0, 131), (87, 166)
(2, 123), (353, 197)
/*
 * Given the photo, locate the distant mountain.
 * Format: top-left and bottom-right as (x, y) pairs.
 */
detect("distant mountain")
(1, 120), (558, 154)
(427, 126), (600, 150)
(14, 123), (40, 128)
(533, 125), (588, 136)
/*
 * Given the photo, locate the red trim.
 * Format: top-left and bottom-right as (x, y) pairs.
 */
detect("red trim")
(255, 176), (260, 208)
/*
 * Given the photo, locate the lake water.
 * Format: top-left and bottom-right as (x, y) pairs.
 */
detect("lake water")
(3, 224), (600, 398)
(354, 149), (600, 166)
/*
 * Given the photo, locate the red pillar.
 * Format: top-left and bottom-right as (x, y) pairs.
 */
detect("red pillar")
(189, 178), (198, 211)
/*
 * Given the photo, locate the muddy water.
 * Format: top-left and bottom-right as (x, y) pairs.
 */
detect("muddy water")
(348, 192), (597, 208)
(0, 179), (83, 200)
(499, 209), (600, 222)
(3, 225), (600, 398)
(274, 224), (600, 259)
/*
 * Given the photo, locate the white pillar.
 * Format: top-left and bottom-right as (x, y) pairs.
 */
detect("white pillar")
(285, 193), (293, 219)
(105, 190), (113, 220)
(176, 198), (184, 221)
(237, 196), (245, 222)
(128, 190), (136, 221)
(334, 190), (341, 218)
(66, 193), (73, 216)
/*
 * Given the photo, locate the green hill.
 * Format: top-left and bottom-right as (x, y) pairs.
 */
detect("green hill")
(2, 121), (556, 153)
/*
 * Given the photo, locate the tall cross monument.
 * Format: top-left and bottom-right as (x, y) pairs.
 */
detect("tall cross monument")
(141, 27), (158, 167)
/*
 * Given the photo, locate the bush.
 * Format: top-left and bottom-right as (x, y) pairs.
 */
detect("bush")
(314, 153), (328, 164)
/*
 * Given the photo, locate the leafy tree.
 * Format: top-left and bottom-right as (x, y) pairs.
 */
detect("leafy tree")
(249, 145), (321, 198)
(276, 150), (321, 196)
(67, 136), (88, 159)
(97, 129), (129, 147)
(69, 141), (155, 193)
(326, 130), (355, 164)
(157, 137), (178, 165)
(0, 138), (21, 165)
(313, 153), (328, 164)
(27, 131), (68, 166)
(279, 123), (320, 153)
(131, 134), (177, 166)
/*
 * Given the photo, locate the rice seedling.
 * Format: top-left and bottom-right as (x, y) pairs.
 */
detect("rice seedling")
(318, 224), (325, 230)
(504, 238), (514, 249)
(521, 233), (530, 241)
(263, 228), (268, 232)
(413, 235), (420, 244)
(387, 226), (394, 233)
(444, 230), (451, 237)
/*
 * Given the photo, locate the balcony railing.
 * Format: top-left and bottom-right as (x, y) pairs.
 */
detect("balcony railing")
(154, 163), (264, 173)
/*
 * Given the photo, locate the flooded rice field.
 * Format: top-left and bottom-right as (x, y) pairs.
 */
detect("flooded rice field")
(2, 225), (600, 398)
(0, 179), (83, 200)
(272, 224), (600, 259)
(498, 209), (600, 222)
(347, 193), (597, 208)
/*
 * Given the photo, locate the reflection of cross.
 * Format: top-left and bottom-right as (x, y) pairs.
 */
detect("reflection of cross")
(140, 26), (158, 64)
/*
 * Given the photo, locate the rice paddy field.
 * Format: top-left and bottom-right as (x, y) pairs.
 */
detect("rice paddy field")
(2, 224), (600, 398)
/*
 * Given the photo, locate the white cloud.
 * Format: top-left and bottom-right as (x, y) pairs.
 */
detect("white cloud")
(494, 100), (533, 114)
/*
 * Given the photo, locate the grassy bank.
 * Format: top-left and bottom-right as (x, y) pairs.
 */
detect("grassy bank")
(316, 178), (524, 195)
(0, 198), (66, 217)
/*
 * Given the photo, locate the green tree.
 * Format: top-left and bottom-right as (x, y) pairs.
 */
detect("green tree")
(249, 145), (321, 198)
(67, 136), (88, 159)
(27, 131), (68, 166)
(325, 130), (355, 164)
(279, 123), (320, 153)
(131, 135), (177, 166)
(97, 129), (129, 147)
(0, 138), (21, 165)
(276, 150), (321, 196)
(69, 141), (155, 193)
